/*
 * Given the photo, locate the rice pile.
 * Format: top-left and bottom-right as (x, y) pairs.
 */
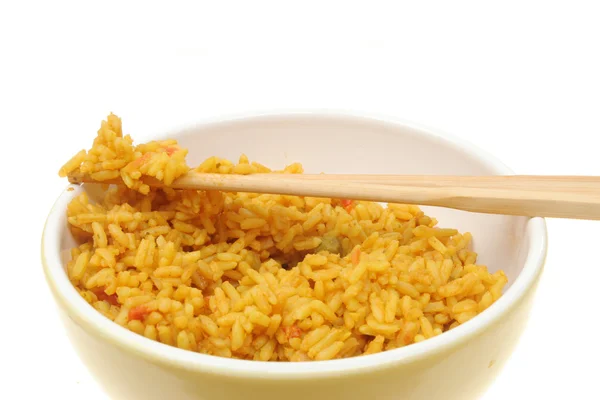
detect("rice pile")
(59, 113), (508, 361)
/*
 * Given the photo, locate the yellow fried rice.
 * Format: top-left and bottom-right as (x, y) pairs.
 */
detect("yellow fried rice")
(58, 113), (508, 361)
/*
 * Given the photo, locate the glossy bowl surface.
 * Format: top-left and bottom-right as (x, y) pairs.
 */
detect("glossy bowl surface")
(42, 112), (547, 400)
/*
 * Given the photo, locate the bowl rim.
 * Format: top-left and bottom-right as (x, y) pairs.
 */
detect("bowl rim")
(42, 110), (548, 379)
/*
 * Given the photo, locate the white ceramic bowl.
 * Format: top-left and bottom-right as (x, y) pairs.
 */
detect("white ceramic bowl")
(42, 112), (547, 400)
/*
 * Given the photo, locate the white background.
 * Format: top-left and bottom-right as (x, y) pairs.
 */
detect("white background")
(1, 1), (599, 399)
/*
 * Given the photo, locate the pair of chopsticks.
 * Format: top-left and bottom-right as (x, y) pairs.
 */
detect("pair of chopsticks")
(68, 171), (600, 220)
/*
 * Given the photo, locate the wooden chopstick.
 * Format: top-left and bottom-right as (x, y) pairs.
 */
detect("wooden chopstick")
(68, 171), (600, 220)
